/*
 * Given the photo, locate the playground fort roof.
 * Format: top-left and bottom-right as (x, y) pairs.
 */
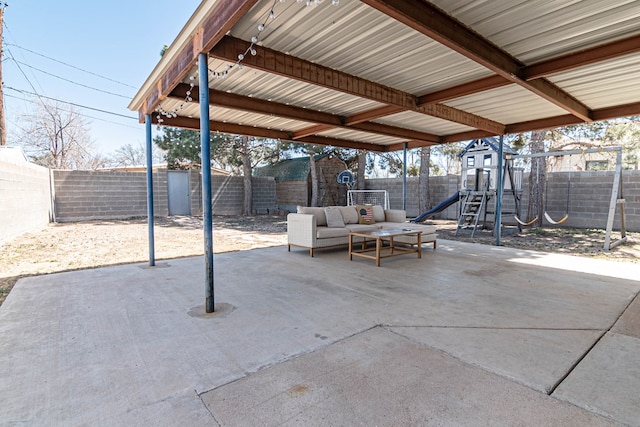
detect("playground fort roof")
(129, 0), (640, 151)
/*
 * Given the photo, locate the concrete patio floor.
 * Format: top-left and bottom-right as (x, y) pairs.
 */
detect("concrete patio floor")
(1, 239), (639, 426)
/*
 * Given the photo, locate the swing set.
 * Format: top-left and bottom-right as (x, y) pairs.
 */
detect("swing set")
(511, 146), (627, 251)
(513, 156), (572, 226)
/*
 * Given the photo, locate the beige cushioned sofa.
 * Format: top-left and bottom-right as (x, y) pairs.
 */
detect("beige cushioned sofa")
(287, 205), (437, 256)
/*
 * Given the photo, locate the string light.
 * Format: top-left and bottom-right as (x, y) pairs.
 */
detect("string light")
(156, 0), (339, 124)
(208, 0), (338, 80)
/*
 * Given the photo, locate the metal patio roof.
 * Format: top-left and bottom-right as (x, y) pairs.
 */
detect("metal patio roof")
(129, 0), (640, 153)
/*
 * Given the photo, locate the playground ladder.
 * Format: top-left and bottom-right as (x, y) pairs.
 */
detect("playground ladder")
(456, 191), (487, 237)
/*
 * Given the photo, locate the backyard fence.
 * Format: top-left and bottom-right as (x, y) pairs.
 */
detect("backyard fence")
(3, 146), (639, 245)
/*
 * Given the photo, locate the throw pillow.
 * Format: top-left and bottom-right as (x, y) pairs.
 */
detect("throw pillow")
(356, 205), (376, 225)
(324, 207), (345, 228)
(372, 205), (385, 222)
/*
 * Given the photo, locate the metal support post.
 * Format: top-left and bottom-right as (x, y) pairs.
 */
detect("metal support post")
(199, 53), (215, 313)
(494, 135), (504, 246)
(402, 142), (407, 211)
(145, 114), (155, 266)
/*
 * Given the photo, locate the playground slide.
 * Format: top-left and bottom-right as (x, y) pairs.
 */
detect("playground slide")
(410, 191), (460, 223)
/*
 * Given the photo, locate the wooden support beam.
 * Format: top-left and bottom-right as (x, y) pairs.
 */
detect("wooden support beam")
(139, 0), (259, 115)
(442, 101), (640, 144)
(418, 75), (510, 105)
(210, 36), (504, 133)
(361, 0), (592, 121)
(345, 105), (404, 125)
(523, 34), (640, 80)
(151, 115), (387, 152)
(171, 84), (440, 143)
(387, 140), (442, 152)
(293, 124), (335, 139)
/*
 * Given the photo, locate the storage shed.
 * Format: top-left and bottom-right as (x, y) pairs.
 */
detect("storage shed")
(254, 154), (348, 212)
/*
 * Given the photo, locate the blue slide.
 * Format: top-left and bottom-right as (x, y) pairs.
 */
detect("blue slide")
(410, 191), (460, 223)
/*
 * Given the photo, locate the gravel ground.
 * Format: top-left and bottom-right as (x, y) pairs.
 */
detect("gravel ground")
(1, 215), (637, 307)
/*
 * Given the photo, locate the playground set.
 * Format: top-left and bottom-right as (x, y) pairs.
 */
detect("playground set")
(410, 138), (627, 251)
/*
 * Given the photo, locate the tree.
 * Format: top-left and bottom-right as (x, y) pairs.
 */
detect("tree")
(527, 130), (547, 227)
(153, 127), (204, 169)
(431, 142), (465, 175)
(418, 146), (431, 213)
(356, 150), (367, 190)
(16, 99), (102, 169)
(110, 142), (165, 167)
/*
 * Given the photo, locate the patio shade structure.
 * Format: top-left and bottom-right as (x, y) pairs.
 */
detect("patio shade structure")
(129, 0), (640, 310)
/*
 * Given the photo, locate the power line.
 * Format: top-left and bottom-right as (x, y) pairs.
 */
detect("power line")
(12, 59), (132, 99)
(5, 93), (141, 130)
(4, 42), (138, 89)
(5, 86), (138, 120)
(3, 45), (57, 118)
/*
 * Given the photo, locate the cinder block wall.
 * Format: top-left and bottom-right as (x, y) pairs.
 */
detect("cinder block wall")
(0, 148), (53, 244)
(53, 169), (169, 222)
(252, 176), (278, 214)
(367, 170), (640, 231)
(189, 173), (276, 216)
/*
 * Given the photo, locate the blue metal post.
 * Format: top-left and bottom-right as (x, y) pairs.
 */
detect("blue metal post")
(494, 135), (504, 246)
(199, 53), (214, 313)
(145, 114), (155, 266)
(402, 142), (407, 211)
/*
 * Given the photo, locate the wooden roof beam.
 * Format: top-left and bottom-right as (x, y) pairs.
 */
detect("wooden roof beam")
(524, 34), (640, 80)
(139, 0), (259, 116)
(170, 84), (440, 143)
(210, 36), (505, 134)
(417, 34), (640, 106)
(361, 0), (592, 122)
(152, 115), (387, 152)
(442, 100), (640, 143)
(418, 75), (510, 105)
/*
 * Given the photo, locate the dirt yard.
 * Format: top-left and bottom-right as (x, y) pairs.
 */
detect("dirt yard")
(1, 215), (638, 307)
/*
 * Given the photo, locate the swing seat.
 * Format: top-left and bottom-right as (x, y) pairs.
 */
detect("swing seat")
(544, 211), (568, 225)
(514, 215), (537, 226)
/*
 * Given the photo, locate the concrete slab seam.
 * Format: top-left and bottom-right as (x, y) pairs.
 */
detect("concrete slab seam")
(383, 324), (605, 331)
(195, 323), (383, 397)
(546, 329), (607, 395)
(197, 389), (221, 426)
(382, 325), (610, 404)
(547, 289), (640, 395)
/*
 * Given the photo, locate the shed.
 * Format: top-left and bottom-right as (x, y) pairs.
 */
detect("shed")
(254, 154), (348, 212)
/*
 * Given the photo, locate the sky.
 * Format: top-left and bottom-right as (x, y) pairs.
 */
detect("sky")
(3, 0), (201, 156)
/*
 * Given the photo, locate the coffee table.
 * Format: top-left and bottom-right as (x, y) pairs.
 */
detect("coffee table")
(348, 229), (422, 267)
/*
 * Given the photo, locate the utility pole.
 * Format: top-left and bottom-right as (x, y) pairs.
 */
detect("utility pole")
(0, 3), (7, 146)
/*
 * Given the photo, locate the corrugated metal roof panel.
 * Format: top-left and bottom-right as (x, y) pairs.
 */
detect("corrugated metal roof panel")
(204, 58), (384, 115)
(319, 128), (404, 147)
(233, 0), (491, 94)
(375, 111), (474, 136)
(132, 0), (640, 150)
(432, 0), (640, 62)
(549, 54), (640, 108)
(445, 85), (569, 124)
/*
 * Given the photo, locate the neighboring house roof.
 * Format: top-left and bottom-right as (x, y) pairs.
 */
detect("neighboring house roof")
(254, 154), (330, 181)
(460, 138), (518, 157)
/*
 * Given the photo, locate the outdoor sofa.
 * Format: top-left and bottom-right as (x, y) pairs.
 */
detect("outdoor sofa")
(287, 205), (437, 256)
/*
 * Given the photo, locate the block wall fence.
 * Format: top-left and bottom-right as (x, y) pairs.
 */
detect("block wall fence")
(366, 170), (640, 231)
(0, 148), (54, 244)
(53, 170), (277, 221)
(3, 151), (639, 244)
